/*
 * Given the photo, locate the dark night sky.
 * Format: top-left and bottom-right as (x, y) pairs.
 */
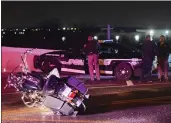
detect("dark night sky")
(1, 1), (171, 28)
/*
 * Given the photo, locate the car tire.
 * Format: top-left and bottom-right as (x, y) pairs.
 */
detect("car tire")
(114, 63), (132, 81)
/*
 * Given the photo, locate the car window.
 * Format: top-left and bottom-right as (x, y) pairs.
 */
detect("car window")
(99, 43), (133, 58)
(100, 46), (112, 53)
(99, 44), (118, 58)
(117, 44), (132, 54)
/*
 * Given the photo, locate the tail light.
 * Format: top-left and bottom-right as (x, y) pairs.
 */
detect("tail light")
(68, 90), (78, 99)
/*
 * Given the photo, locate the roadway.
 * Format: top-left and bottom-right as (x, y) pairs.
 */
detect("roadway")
(2, 91), (171, 123)
(2, 73), (171, 123)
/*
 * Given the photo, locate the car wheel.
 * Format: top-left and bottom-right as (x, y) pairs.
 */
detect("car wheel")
(114, 63), (132, 80)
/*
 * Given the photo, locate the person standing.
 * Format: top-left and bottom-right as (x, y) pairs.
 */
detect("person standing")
(83, 36), (100, 81)
(140, 35), (156, 82)
(156, 35), (170, 82)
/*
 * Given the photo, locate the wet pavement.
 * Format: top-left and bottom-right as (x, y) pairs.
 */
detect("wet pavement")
(2, 73), (171, 123)
(2, 81), (171, 123)
(2, 92), (171, 123)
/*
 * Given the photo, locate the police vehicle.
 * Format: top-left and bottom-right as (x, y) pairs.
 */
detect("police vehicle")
(33, 41), (158, 80)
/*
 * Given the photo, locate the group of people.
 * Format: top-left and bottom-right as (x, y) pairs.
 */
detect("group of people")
(83, 35), (170, 82)
(141, 35), (170, 82)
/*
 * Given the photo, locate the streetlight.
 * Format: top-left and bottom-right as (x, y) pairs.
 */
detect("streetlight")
(62, 37), (66, 41)
(166, 30), (169, 41)
(149, 30), (154, 35)
(116, 35), (119, 41)
(94, 36), (98, 40)
(149, 30), (154, 41)
(135, 35), (140, 41)
(63, 27), (66, 30)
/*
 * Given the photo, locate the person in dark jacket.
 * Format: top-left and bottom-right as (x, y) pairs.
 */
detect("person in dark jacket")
(156, 35), (170, 82)
(140, 35), (156, 82)
(83, 36), (100, 81)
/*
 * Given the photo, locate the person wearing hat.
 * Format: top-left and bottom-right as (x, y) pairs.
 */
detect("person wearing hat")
(156, 35), (170, 82)
(140, 35), (156, 82)
(83, 36), (100, 81)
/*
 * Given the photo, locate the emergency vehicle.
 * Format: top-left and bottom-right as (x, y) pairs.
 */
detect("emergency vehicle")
(33, 40), (158, 80)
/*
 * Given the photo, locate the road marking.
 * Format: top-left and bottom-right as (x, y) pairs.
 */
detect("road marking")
(126, 80), (134, 86)
(93, 70), (113, 74)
